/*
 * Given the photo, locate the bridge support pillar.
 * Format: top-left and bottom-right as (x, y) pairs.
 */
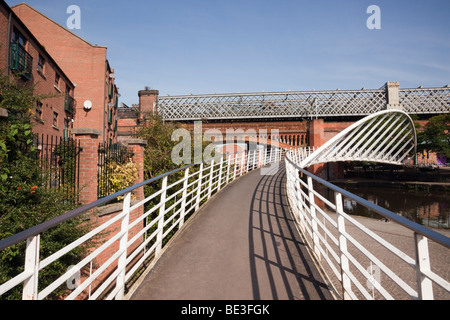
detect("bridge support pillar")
(72, 128), (101, 205)
(309, 119), (326, 178)
(127, 139), (147, 202)
(309, 120), (345, 180)
(386, 81), (402, 110)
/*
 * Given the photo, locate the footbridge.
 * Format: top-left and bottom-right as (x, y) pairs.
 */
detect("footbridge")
(1, 113), (449, 301)
(298, 109), (417, 168)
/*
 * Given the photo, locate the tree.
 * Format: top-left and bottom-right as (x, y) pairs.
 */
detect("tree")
(417, 114), (450, 158)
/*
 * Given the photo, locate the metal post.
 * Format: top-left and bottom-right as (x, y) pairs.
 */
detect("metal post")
(414, 233), (434, 300)
(179, 168), (190, 229)
(195, 163), (204, 211)
(295, 175), (306, 234)
(115, 191), (131, 300)
(218, 157), (224, 191)
(233, 153), (239, 181)
(307, 176), (321, 261)
(226, 155), (231, 185)
(240, 152), (245, 176)
(257, 149), (262, 168)
(156, 176), (168, 256)
(22, 235), (40, 300)
(335, 191), (352, 300)
(208, 159), (215, 199)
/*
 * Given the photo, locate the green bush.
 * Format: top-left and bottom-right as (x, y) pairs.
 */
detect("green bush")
(0, 71), (91, 300)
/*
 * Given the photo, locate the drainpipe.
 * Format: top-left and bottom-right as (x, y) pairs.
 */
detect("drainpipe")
(6, 12), (12, 74)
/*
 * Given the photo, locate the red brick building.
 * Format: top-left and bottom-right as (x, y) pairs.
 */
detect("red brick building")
(1, 0), (75, 140)
(12, 3), (120, 144)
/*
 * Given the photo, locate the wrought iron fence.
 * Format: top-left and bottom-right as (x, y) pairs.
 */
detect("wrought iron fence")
(97, 142), (134, 199)
(35, 134), (81, 203)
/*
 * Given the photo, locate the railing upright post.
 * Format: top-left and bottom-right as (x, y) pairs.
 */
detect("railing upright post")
(22, 235), (40, 300)
(208, 159), (215, 199)
(115, 191), (131, 300)
(240, 152), (245, 176)
(218, 157), (224, 192)
(156, 176), (168, 256)
(307, 176), (321, 261)
(258, 149), (262, 168)
(195, 163), (204, 211)
(179, 168), (190, 229)
(233, 153), (238, 181)
(226, 155), (231, 185)
(335, 191), (352, 300)
(414, 233), (434, 300)
(296, 176), (306, 233)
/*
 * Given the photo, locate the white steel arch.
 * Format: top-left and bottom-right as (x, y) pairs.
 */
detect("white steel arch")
(300, 110), (417, 168)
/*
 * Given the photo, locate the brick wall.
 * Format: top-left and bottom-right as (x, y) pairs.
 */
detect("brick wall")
(1, 1), (75, 139)
(0, 2), (9, 70)
(12, 3), (119, 143)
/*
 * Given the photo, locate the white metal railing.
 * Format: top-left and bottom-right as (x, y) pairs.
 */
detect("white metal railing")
(0, 148), (284, 300)
(284, 149), (450, 300)
(299, 110), (417, 169)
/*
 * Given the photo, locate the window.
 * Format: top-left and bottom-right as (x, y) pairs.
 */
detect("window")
(12, 28), (26, 47)
(37, 54), (45, 74)
(35, 101), (43, 120)
(53, 112), (58, 128)
(10, 28), (32, 81)
(55, 73), (60, 88)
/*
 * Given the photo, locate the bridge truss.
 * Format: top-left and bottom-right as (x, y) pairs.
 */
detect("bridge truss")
(299, 110), (417, 168)
(158, 86), (450, 121)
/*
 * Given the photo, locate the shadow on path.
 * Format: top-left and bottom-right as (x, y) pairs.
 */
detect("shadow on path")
(248, 163), (332, 300)
(130, 163), (333, 300)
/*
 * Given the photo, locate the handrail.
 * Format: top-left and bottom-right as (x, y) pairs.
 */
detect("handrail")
(284, 148), (450, 300)
(0, 148), (284, 300)
(286, 155), (450, 249)
(0, 163), (195, 252)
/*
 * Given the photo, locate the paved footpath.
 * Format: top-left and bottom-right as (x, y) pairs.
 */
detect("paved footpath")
(130, 163), (333, 300)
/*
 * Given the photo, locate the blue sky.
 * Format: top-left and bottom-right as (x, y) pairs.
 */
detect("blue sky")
(6, 0), (450, 106)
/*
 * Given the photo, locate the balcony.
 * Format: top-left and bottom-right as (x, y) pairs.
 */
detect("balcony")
(10, 43), (33, 81)
(64, 94), (75, 114)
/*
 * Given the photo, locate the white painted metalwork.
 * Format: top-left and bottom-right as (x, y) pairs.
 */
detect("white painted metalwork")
(158, 86), (449, 121)
(299, 110), (418, 169)
(0, 148), (283, 300)
(284, 149), (450, 300)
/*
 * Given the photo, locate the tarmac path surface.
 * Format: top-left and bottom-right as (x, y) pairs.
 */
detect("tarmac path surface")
(130, 163), (333, 300)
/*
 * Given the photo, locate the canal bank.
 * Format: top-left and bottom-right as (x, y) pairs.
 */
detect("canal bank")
(330, 178), (450, 192)
(329, 176), (450, 230)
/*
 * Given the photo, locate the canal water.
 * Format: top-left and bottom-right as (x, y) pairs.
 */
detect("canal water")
(334, 183), (450, 230)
